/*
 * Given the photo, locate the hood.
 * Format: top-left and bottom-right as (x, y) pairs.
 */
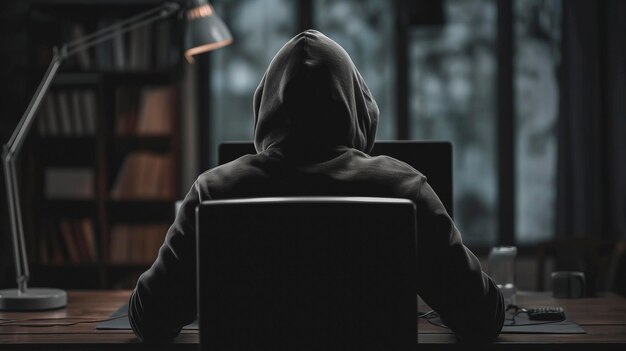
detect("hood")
(253, 30), (379, 156)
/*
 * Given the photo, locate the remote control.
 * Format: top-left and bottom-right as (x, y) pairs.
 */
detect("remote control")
(527, 306), (565, 321)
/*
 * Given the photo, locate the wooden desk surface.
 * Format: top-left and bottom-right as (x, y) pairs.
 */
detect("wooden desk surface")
(1, 290), (626, 349)
(0, 290), (195, 350)
(419, 291), (626, 348)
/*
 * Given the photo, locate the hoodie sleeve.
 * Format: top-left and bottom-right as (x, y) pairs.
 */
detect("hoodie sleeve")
(415, 181), (505, 342)
(128, 182), (201, 342)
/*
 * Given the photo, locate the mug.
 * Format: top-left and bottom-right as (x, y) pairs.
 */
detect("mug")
(552, 271), (586, 298)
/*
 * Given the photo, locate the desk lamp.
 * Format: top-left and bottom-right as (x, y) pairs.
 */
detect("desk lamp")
(0, 0), (231, 311)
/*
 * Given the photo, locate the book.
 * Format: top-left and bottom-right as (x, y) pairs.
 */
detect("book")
(95, 19), (114, 69)
(71, 220), (89, 263)
(115, 86), (141, 135)
(109, 225), (126, 264)
(108, 223), (167, 264)
(141, 24), (152, 70)
(81, 218), (98, 262)
(70, 23), (92, 70)
(111, 152), (173, 199)
(44, 92), (60, 136)
(136, 86), (174, 135)
(110, 156), (134, 199)
(128, 226), (141, 264)
(38, 233), (49, 263)
(155, 20), (171, 69)
(134, 153), (150, 197)
(128, 26), (142, 70)
(51, 227), (65, 265)
(157, 154), (174, 198)
(112, 20), (126, 70)
(71, 90), (84, 135)
(60, 220), (80, 264)
(82, 89), (98, 135)
(38, 97), (49, 136)
(56, 90), (73, 135)
(45, 167), (94, 199)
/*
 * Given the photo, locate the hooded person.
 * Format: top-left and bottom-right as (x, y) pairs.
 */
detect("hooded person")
(128, 30), (505, 343)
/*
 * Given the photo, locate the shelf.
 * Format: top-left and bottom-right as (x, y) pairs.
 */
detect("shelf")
(31, 0), (169, 20)
(114, 135), (172, 153)
(53, 72), (102, 86)
(33, 137), (96, 166)
(36, 136), (95, 147)
(107, 199), (176, 223)
(41, 200), (96, 218)
(43, 199), (96, 207)
(32, 262), (100, 269)
(34, 0), (163, 6)
(103, 71), (180, 84)
(29, 264), (103, 289)
(105, 262), (152, 269)
(41, 70), (179, 82)
(25, 0), (181, 289)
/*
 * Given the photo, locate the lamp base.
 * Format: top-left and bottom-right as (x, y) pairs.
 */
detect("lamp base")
(0, 288), (67, 311)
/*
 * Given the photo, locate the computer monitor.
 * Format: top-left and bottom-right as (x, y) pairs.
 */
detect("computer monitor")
(218, 141), (453, 217)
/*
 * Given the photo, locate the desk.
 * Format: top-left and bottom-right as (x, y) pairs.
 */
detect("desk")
(1, 290), (625, 350)
(419, 291), (626, 349)
(0, 290), (195, 350)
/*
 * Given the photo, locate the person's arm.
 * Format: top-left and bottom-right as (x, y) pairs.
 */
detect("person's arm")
(416, 181), (504, 342)
(128, 182), (201, 342)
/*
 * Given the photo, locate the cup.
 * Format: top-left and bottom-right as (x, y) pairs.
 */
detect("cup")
(552, 271), (586, 298)
(488, 246), (517, 307)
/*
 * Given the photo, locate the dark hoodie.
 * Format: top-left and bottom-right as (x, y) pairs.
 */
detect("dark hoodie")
(128, 29), (504, 343)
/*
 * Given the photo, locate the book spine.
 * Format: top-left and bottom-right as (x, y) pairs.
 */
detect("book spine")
(60, 220), (81, 265)
(56, 90), (73, 136)
(71, 90), (84, 136)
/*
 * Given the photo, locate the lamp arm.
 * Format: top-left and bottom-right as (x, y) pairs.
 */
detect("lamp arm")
(3, 149), (28, 292)
(64, 2), (179, 59)
(3, 53), (63, 293)
(1, 1), (180, 293)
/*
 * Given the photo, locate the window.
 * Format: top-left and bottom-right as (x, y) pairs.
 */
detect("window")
(514, 0), (561, 244)
(210, 0), (297, 165)
(409, 0), (498, 245)
(314, 0), (395, 140)
(205, 0), (562, 247)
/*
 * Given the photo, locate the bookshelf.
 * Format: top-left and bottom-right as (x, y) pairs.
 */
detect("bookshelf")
(23, 0), (182, 289)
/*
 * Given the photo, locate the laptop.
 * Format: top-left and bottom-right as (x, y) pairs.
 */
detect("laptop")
(218, 141), (453, 217)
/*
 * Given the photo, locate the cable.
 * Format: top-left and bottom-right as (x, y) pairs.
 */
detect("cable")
(419, 305), (567, 330)
(0, 313), (127, 327)
(503, 304), (566, 326)
(418, 310), (450, 329)
(418, 310), (436, 319)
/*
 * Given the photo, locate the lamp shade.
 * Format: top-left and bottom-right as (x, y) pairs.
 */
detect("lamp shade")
(184, 0), (232, 63)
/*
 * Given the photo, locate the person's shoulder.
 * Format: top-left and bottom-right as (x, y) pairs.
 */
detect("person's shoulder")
(340, 149), (427, 200)
(351, 149), (427, 181)
(196, 152), (271, 186)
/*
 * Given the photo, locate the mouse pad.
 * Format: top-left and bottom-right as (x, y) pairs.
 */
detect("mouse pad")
(96, 303), (198, 330)
(426, 312), (585, 334)
(99, 303), (585, 334)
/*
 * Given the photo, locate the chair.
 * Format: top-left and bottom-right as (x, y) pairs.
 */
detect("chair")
(196, 197), (417, 350)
